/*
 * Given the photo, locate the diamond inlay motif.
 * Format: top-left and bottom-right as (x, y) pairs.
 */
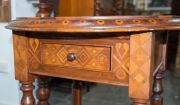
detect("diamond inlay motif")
(129, 32), (154, 100)
(57, 47), (68, 64)
(131, 48), (149, 66)
(78, 49), (90, 65)
(42, 44), (111, 71)
(134, 73), (145, 83)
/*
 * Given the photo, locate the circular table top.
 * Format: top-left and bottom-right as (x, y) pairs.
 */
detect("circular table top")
(6, 16), (180, 33)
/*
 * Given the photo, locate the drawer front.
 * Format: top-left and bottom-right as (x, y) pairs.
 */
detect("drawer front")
(42, 44), (111, 72)
(28, 36), (130, 86)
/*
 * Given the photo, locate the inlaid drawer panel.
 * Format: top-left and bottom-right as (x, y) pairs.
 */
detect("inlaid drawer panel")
(28, 36), (130, 86)
(42, 44), (111, 72)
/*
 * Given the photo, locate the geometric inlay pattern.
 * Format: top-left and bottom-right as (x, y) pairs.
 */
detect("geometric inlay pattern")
(42, 44), (111, 72)
(129, 32), (154, 100)
(112, 42), (130, 80)
(28, 38), (41, 70)
(28, 37), (130, 82)
(7, 16), (180, 33)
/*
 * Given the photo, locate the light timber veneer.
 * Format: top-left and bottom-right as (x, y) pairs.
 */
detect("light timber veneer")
(6, 15), (180, 105)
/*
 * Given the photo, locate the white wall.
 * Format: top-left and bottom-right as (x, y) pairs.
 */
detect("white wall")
(15, 0), (37, 17)
(0, 23), (20, 105)
(0, 0), (37, 105)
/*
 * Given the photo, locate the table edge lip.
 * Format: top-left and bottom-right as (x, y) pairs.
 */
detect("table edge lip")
(6, 15), (180, 33)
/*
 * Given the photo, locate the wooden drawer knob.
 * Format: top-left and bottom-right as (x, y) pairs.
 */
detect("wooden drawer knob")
(67, 53), (76, 62)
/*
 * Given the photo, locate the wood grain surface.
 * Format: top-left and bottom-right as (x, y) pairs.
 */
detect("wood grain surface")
(8, 15), (180, 105)
(6, 16), (180, 32)
(129, 32), (155, 104)
(28, 34), (130, 86)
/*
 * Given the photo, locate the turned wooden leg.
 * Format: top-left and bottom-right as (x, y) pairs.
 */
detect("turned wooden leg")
(36, 77), (50, 105)
(151, 70), (164, 105)
(21, 81), (35, 105)
(72, 81), (82, 105)
(151, 43), (167, 105)
(131, 99), (149, 105)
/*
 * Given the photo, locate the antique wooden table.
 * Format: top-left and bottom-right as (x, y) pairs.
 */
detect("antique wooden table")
(6, 16), (180, 105)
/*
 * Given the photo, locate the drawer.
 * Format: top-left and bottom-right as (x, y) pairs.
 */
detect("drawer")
(42, 44), (111, 72)
(28, 36), (130, 86)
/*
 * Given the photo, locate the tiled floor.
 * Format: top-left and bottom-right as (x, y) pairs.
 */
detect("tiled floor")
(49, 71), (180, 105)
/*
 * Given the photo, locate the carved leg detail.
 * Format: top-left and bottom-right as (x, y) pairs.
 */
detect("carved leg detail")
(151, 70), (164, 105)
(37, 77), (50, 105)
(21, 81), (35, 105)
(72, 81), (82, 105)
(131, 99), (149, 105)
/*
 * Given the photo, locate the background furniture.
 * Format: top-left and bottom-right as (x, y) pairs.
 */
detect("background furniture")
(0, 0), (11, 22)
(169, 0), (180, 76)
(6, 13), (180, 105)
(57, 0), (124, 16)
(36, 0), (124, 16)
(125, 0), (172, 15)
(58, 0), (95, 16)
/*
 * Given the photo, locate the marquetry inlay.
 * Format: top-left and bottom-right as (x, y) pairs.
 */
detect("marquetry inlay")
(6, 16), (180, 32)
(97, 20), (105, 25)
(129, 32), (155, 100)
(115, 20), (124, 25)
(28, 38), (41, 70)
(112, 42), (130, 80)
(42, 44), (111, 72)
(27, 37), (130, 81)
(8, 15), (180, 105)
